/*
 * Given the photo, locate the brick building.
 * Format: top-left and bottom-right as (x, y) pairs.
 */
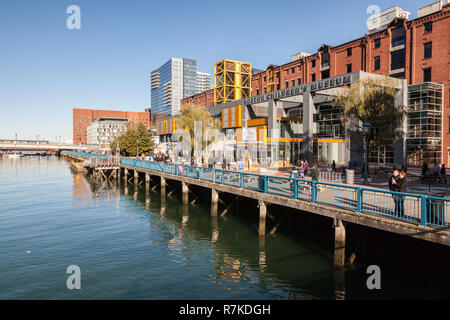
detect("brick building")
(73, 108), (151, 144)
(180, 1), (450, 165)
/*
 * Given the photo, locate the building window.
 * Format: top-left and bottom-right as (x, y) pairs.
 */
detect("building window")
(374, 56), (380, 71)
(423, 68), (432, 82)
(391, 49), (405, 70)
(391, 27), (405, 47)
(276, 72), (279, 79)
(285, 81), (289, 88)
(291, 79), (295, 87)
(256, 89), (260, 95)
(346, 64), (352, 73)
(291, 67), (295, 74)
(321, 69), (330, 79)
(424, 22), (433, 33)
(347, 48), (352, 56)
(263, 76), (267, 82)
(311, 60), (316, 68)
(374, 38), (381, 48)
(297, 78), (302, 85)
(424, 42), (432, 59)
(277, 84), (280, 90)
(321, 49), (330, 68)
(311, 74), (316, 82)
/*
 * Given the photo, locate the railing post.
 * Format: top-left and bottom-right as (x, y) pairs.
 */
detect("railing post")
(263, 176), (268, 194)
(311, 181), (317, 203)
(240, 173), (244, 188)
(357, 187), (362, 213)
(199, 167), (203, 180)
(293, 178), (298, 199)
(175, 165), (179, 175)
(221, 170), (224, 184)
(420, 195), (428, 227)
(213, 168), (216, 183)
(186, 166), (190, 177)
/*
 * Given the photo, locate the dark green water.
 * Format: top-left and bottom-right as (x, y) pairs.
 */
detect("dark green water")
(0, 157), (449, 299)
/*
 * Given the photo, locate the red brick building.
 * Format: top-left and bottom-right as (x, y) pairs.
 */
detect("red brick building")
(181, 2), (450, 164)
(73, 108), (151, 144)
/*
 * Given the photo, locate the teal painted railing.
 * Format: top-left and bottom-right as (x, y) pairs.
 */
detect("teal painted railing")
(61, 151), (450, 229)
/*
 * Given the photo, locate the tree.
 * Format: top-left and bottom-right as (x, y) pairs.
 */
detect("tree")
(110, 122), (154, 156)
(333, 77), (405, 159)
(174, 103), (221, 152)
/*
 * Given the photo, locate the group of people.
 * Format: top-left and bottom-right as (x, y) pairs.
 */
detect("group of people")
(139, 152), (169, 162)
(422, 162), (446, 183)
(289, 160), (320, 181)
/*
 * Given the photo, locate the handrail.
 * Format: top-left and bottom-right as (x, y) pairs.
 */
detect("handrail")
(61, 151), (450, 229)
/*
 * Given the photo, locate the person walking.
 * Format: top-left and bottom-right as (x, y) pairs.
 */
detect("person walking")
(297, 161), (305, 179)
(433, 162), (440, 182)
(311, 165), (319, 182)
(222, 157), (227, 170)
(304, 160), (309, 176)
(440, 164), (446, 184)
(331, 160), (336, 172)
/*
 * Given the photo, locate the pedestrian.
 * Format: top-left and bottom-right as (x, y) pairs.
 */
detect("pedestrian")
(392, 171), (407, 218)
(297, 164), (305, 179)
(331, 160), (336, 172)
(389, 169), (400, 191)
(222, 157), (227, 170)
(433, 162), (440, 182)
(440, 164), (446, 183)
(304, 160), (309, 176)
(311, 165), (319, 181)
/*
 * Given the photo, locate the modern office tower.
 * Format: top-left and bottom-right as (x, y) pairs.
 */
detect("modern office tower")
(196, 72), (212, 94)
(151, 58), (211, 116)
(214, 59), (252, 105)
(86, 118), (128, 146)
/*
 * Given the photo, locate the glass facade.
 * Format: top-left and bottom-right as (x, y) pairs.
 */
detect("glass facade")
(406, 82), (443, 165)
(183, 58), (197, 98)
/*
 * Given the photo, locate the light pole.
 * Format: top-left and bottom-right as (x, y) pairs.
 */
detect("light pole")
(137, 139), (139, 158)
(363, 122), (372, 185)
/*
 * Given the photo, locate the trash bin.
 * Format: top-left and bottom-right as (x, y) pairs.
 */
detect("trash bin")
(346, 169), (355, 185)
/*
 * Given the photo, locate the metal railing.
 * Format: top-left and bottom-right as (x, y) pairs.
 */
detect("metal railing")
(61, 151), (450, 229)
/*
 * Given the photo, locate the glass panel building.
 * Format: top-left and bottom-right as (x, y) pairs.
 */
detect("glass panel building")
(151, 58), (211, 116)
(406, 82), (443, 165)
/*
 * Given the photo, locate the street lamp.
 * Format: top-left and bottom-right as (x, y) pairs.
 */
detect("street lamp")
(363, 122), (372, 185)
(137, 139), (139, 158)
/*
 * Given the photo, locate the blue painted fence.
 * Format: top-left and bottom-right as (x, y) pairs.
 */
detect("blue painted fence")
(62, 151), (450, 229)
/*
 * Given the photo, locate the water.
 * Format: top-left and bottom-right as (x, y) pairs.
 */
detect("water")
(0, 157), (449, 299)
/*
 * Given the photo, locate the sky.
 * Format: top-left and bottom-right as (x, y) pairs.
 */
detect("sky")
(0, 0), (433, 143)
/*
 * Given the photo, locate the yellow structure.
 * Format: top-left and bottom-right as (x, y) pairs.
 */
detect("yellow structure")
(214, 59), (251, 105)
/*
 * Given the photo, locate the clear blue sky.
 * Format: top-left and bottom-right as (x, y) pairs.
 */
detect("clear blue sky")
(0, 0), (431, 142)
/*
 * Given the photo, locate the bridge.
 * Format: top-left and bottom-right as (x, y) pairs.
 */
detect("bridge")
(0, 141), (105, 153)
(61, 151), (450, 267)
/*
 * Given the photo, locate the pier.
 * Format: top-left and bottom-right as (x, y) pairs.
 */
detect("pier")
(62, 151), (450, 267)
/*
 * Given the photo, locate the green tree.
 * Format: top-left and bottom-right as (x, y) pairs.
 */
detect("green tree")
(111, 123), (154, 156)
(333, 77), (405, 156)
(174, 103), (221, 151)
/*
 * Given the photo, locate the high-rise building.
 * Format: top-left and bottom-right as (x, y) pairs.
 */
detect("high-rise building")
(150, 58), (211, 116)
(196, 72), (212, 94)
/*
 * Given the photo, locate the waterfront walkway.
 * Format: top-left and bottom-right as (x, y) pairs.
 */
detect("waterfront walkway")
(62, 151), (450, 254)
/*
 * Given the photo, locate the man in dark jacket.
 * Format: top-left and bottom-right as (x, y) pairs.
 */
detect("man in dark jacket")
(392, 171), (407, 218)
